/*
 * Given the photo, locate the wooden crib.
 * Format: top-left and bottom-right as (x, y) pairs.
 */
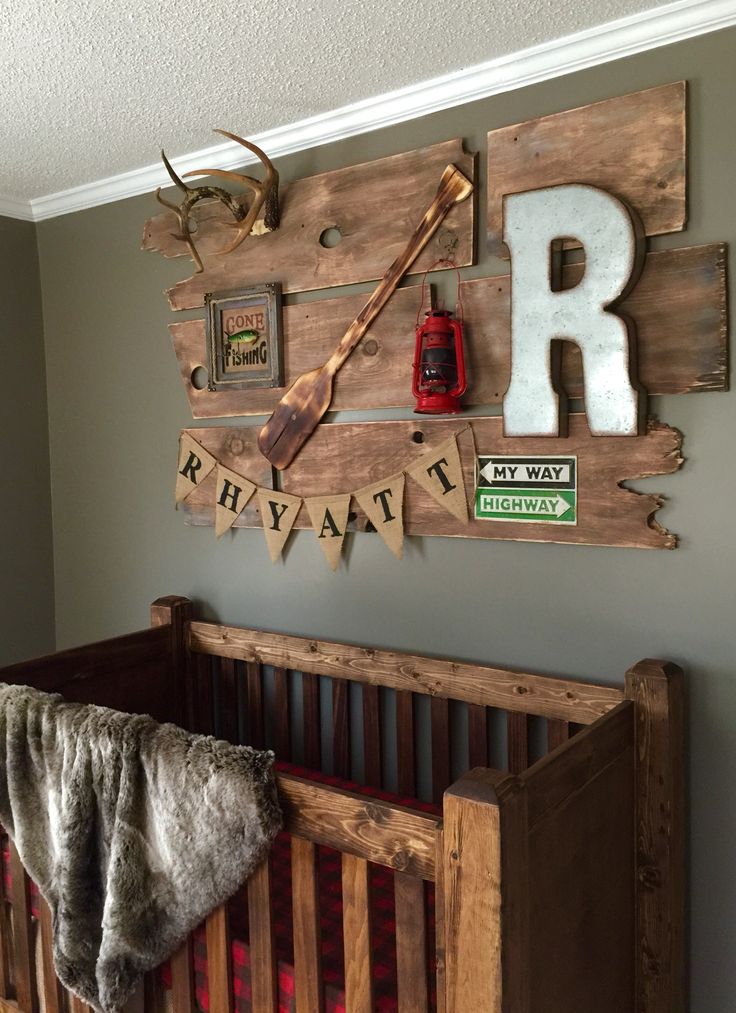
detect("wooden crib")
(0, 595), (684, 1013)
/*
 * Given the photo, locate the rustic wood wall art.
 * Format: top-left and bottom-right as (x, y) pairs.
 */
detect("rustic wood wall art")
(257, 164), (474, 470)
(143, 138), (475, 310)
(487, 81), (686, 258)
(170, 243), (727, 418)
(180, 417), (682, 550)
(154, 80), (730, 555)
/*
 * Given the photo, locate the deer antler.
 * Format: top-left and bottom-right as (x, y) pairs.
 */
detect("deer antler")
(155, 130), (280, 273)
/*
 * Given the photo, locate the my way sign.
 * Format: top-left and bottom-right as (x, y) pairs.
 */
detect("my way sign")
(475, 455), (577, 525)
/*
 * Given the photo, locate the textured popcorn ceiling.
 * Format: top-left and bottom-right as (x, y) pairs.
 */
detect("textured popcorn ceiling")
(0, 0), (671, 200)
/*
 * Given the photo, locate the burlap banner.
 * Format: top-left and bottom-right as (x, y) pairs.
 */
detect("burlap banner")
(176, 429), (469, 569)
(257, 489), (303, 562)
(176, 433), (217, 505)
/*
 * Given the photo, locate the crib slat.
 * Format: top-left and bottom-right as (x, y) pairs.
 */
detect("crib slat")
(396, 690), (416, 797)
(431, 697), (451, 804)
(332, 679), (350, 779)
(434, 832), (446, 1013)
(274, 667), (291, 760)
(38, 897), (65, 1013)
(507, 710), (529, 774)
(341, 854), (373, 1012)
(302, 672), (321, 770)
(193, 653), (214, 736)
(362, 684), (382, 787)
(247, 858), (278, 1012)
(0, 836), (12, 999)
(169, 937), (195, 1013)
(291, 838), (324, 1013)
(395, 873), (428, 1012)
(9, 843), (37, 1013)
(547, 718), (570, 752)
(205, 905), (233, 1013)
(468, 704), (488, 768)
(219, 657), (238, 744)
(246, 661), (265, 749)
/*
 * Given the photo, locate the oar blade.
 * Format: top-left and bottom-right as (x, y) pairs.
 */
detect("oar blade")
(257, 366), (335, 469)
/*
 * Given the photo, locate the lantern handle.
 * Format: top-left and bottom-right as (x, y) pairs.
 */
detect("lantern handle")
(415, 258), (464, 329)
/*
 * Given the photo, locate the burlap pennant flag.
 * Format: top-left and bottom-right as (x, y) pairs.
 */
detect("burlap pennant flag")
(354, 474), (405, 559)
(257, 489), (302, 562)
(406, 431), (468, 523)
(305, 494), (351, 571)
(214, 465), (256, 538)
(175, 433), (217, 504)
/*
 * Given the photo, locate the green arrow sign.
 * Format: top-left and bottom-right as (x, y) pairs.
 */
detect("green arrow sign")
(475, 455), (577, 525)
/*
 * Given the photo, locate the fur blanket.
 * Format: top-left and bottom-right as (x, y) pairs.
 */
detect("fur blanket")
(0, 683), (282, 1013)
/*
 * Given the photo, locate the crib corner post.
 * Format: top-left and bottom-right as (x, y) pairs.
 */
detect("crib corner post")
(441, 768), (529, 1013)
(625, 660), (686, 1013)
(150, 596), (193, 727)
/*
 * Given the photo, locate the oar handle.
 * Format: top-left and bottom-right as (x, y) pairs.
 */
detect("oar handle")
(327, 164), (473, 374)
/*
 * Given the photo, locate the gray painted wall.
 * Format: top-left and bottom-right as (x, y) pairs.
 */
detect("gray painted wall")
(0, 217), (55, 664)
(34, 28), (734, 1011)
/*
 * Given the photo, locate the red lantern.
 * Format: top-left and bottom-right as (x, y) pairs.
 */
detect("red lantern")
(412, 308), (467, 414)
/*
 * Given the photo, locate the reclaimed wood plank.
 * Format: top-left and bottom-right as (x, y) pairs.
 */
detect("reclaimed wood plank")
(487, 82), (686, 257)
(277, 773), (440, 880)
(625, 660), (685, 1013)
(302, 671), (321, 770)
(169, 287), (422, 419)
(183, 414), (682, 549)
(396, 691), (417, 797)
(362, 683), (382, 788)
(248, 860), (278, 1013)
(459, 243), (728, 405)
(205, 905), (232, 1013)
(395, 873), (429, 1012)
(170, 243), (727, 418)
(341, 854), (373, 1013)
(143, 139), (474, 309)
(291, 838), (324, 1013)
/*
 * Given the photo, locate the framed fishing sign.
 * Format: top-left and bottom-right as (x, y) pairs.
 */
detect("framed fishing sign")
(205, 283), (284, 391)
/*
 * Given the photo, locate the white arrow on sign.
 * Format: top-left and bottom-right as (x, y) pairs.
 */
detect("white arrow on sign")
(480, 461), (572, 485)
(481, 493), (571, 518)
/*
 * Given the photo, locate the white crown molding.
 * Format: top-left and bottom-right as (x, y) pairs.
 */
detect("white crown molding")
(0, 194), (35, 222)
(2, 0), (734, 224)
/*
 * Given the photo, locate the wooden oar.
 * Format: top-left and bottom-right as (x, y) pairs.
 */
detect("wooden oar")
(258, 163), (474, 470)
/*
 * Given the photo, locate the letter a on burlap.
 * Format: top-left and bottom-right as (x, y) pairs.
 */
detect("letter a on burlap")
(305, 494), (351, 571)
(176, 433), (217, 504)
(406, 433), (468, 523)
(354, 474), (405, 559)
(257, 489), (303, 562)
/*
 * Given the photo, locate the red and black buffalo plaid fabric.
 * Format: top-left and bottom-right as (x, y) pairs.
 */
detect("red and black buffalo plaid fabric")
(3, 763), (440, 1012)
